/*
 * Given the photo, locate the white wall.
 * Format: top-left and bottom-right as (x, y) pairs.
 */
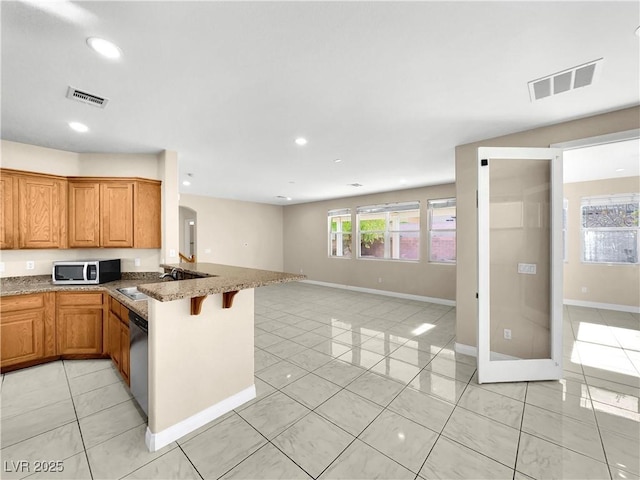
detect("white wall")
(179, 194), (283, 271)
(0, 140), (168, 277)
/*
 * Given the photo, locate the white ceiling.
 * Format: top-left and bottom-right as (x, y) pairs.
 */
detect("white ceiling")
(564, 138), (640, 184)
(2, 1), (639, 204)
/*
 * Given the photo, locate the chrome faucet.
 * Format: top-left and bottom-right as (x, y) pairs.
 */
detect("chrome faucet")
(159, 267), (179, 280)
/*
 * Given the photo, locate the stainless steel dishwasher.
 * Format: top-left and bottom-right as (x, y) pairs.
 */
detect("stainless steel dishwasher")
(129, 311), (148, 416)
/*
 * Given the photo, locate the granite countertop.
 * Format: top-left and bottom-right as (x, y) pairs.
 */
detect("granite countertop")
(137, 262), (305, 302)
(0, 272), (167, 320)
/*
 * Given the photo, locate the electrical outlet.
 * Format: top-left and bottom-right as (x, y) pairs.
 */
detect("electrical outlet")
(300, 268), (304, 274)
(169, 249), (176, 258)
(581, 286), (588, 293)
(26, 261), (35, 270)
(204, 248), (211, 254)
(378, 277), (383, 283)
(134, 258), (141, 267)
(504, 329), (512, 340)
(517, 263), (536, 275)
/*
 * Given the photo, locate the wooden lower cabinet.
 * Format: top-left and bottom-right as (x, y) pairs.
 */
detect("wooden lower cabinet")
(108, 311), (122, 369)
(1, 291), (134, 381)
(56, 292), (105, 356)
(0, 293), (56, 369)
(108, 297), (130, 385)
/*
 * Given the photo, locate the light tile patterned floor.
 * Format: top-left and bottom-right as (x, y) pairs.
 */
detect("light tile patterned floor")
(1, 283), (639, 479)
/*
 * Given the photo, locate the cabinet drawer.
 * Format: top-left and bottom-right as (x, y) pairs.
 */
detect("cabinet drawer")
(57, 292), (103, 307)
(0, 293), (44, 314)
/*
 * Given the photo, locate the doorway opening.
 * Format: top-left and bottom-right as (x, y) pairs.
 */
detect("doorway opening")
(179, 206), (197, 262)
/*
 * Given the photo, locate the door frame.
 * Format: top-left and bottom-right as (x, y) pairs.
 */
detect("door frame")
(477, 147), (563, 383)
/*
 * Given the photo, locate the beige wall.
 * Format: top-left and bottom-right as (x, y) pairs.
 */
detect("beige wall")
(179, 194), (284, 271)
(564, 176), (640, 307)
(148, 289), (254, 434)
(283, 184), (456, 300)
(456, 106), (640, 348)
(0, 140), (165, 277)
(1, 140), (80, 175)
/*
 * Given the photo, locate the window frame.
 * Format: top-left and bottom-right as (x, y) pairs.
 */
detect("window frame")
(356, 202), (420, 262)
(427, 198), (457, 264)
(328, 208), (352, 259)
(580, 193), (639, 265)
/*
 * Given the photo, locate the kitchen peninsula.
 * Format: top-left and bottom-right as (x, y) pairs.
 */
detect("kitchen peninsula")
(137, 263), (304, 451)
(0, 263), (303, 453)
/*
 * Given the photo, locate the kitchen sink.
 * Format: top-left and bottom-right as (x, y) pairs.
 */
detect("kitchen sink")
(117, 287), (149, 301)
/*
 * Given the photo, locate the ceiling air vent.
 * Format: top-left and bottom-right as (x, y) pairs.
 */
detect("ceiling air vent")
(528, 58), (603, 101)
(348, 183), (363, 187)
(66, 86), (109, 108)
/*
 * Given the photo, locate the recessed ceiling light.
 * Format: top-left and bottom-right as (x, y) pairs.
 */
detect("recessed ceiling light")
(182, 180), (191, 186)
(68, 121), (89, 133)
(334, 159), (342, 163)
(87, 37), (122, 59)
(295, 137), (307, 146)
(615, 168), (626, 172)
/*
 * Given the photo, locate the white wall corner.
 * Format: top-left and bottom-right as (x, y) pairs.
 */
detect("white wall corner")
(158, 150), (180, 263)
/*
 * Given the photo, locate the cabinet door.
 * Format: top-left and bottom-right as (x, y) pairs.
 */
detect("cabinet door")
(0, 310), (45, 367)
(18, 176), (64, 248)
(68, 182), (100, 248)
(0, 173), (15, 249)
(109, 311), (122, 369)
(57, 307), (103, 355)
(120, 322), (130, 386)
(134, 181), (161, 248)
(101, 183), (133, 247)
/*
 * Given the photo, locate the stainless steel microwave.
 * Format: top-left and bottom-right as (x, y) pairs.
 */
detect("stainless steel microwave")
(52, 259), (121, 285)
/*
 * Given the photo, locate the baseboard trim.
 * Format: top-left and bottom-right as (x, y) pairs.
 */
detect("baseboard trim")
(563, 299), (640, 314)
(300, 279), (456, 307)
(454, 342), (519, 361)
(145, 384), (256, 452)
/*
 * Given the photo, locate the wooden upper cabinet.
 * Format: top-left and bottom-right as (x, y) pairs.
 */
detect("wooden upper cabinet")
(100, 182), (134, 248)
(17, 175), (66, 249)
(0, 169), (161, 250)
(0, 172), (16, 249)
(134, 180), (161, 248)
(68, 182), (100, 248)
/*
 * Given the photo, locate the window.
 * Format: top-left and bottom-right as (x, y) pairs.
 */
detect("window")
(428, 198), (456, 263)
(581, 194), (639, 264)
(328, 209), (352, 258)
(357, 202), (420, 261)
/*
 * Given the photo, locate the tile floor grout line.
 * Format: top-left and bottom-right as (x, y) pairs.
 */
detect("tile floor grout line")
(232, 408), (317, 480)
(61, 359), (95, 480)
(178, 444), (205, 480)
(512, 381), (529, 479)
(581, 366), (615, 480)
(412, 371), (475, 479)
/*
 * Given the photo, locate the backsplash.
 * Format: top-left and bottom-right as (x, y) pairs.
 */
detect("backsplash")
(0, 248), (162, 278)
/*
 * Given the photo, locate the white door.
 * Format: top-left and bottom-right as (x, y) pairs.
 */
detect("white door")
(477, 147), (563, 383)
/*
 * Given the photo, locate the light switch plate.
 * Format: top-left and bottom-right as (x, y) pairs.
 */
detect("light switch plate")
(517, 263), (536, 274)
(26, 261), (35, 270)
(134, 258), (141, 267)
(169, 249), (176, 258)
